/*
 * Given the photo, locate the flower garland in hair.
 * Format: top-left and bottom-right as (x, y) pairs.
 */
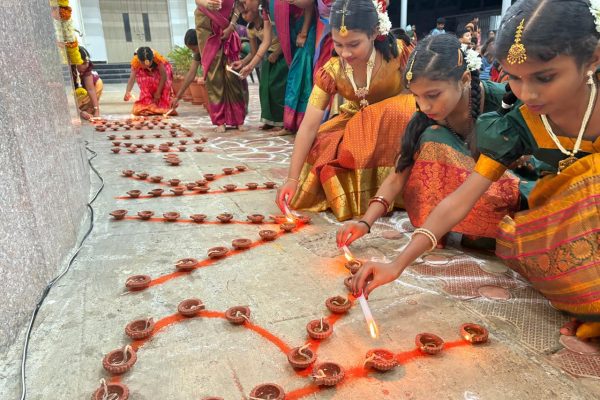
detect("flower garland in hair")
(589, 0), (600, 33)
(465, 48), (482, 72)
(372, 0), (392, 41)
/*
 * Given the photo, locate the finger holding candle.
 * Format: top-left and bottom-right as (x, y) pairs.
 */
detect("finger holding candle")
(351, 260), (401, 299)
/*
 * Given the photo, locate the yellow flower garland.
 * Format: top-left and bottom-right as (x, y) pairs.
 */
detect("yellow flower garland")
(66, 44), (83, 65)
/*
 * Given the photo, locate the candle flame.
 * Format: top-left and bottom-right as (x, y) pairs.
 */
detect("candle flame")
(341, 245), (354, 261)
(369, 320), (379, 339)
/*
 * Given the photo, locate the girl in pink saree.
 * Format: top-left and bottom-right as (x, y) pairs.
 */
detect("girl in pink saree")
(195, 0), (248, 132)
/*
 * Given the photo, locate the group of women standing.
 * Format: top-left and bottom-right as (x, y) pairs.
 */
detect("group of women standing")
(275, 0), (600, 340)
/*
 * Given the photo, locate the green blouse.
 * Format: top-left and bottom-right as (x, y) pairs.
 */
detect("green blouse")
(475, 103), (600, 181)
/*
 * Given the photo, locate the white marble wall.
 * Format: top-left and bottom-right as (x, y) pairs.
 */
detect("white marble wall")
(169, 0), (196, 47)
(0, 0), (90, 347)
(73, 0), (109, 62)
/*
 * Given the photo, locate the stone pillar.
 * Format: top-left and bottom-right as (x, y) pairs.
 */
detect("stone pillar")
(501, 0), (512, 17)
(401, 0), (408, 30)
(0, 0), (90, 348)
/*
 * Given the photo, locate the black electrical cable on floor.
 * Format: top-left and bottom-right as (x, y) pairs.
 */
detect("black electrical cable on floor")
(20, 141), (104, 400)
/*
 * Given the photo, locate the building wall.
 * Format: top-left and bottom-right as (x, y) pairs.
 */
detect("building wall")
(0, 0), (90, 347)
(73, 0), (109, 62)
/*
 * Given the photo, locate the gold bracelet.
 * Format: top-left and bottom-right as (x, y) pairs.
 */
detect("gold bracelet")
(412, 228), (437, 252)
(285, 177), (299, 183)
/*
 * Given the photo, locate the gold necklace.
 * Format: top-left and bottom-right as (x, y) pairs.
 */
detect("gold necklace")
(343, 48), (377, 109)
(540, 72), (596, 173)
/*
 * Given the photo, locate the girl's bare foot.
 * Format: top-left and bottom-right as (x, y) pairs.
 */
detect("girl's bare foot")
(214, 125), (226, 133)
(236, 125), (249, 132)
(268, 128), (294, 137)
(259, 124), (274, 130)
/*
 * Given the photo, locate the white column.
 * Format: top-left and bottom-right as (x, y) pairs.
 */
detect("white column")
(400, 0), (408, 29)
(77, 0), (108, 61)
(501, 0), (512, 17)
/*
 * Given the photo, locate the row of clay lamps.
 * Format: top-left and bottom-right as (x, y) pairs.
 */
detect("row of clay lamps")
(120, 166), (252, 181)
(107, 131), (203, 140)
(123, 181), (274, 197)
(111, 138), (207, 145)
(96, 120), (182, 132)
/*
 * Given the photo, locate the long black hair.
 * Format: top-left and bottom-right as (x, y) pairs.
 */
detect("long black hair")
(330, 0), (399, 62)
(396, 34), (482, 172)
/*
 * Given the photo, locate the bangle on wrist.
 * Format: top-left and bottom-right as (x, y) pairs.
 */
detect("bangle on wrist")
(412, 228), (437, 252)
(368, 196), (391, 213)
(285, 177), (299, 183)
(358, 220), (371, 233)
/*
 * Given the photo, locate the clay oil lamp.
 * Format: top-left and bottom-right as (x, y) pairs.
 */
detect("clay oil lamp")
(223, 184), (237, 192)
(127, 146), (138, 153)
(343, 276), (353, 292)
(112, 141), (122, 146)
(184, 131), (194, 137)
(325, 296), (352, 314)
(123, 142), (133, 148)
(248, 383), (285, 400)
(222, 167), (234, 175)
(312, 362), (345, 386)
(190, 213), (207, 223)
(153, 133), (162, 138)
(280, 222), (296, 233)
(171, 186), (185, 196)
(415, 332), (445, 355)
(287, 344), (316, 369)
(136, 172), (149, 180)
(169, 178), (181, 186)
(142, 146), (153, 153)
(197, 186), (210, 193)
(159, 125), (166, 130)
(125, 274), (151, 290)
(232, 238), (252, 250)
(271, 215), (288, 224)
(111, 126), (120, 131)
(201, 136), (209, 142)
(148, 188), (164, 197)
(193, 138), (202, 144)
(159, 145), (170, 153)
(297, 215), (312, 224)
(225, 306), (251, 325)
(95, 126), (105, 132)
(247, 214), (265, 224)
(167, 158), (182, 166)
(195, 179), (208, 186)
(245, 182), (259, 190)
(178, 298), (205, 317)
(111, 147), (122, 154)
(345, 259), (362, 275)
(134, 125), (142, 130)
(107, 134), (117, 140)
(195, 146), (204, 152)
(135, 142), (145, 148)
(102, 345), (137, 375)
(123, 134), (132, 139)
(146, 143), (156, 149)
(136, 134), (145, 139)
(124, 125), (131, 130)
(170, 131), (178, 137)
(235, 165), (247, 172)
(175, 258), (199, 271)
(137, 211), (154, 220)
(259, 229), (277, 241)
(150, 175), (163, 183)
(178, 145), (187, 152)
(186, 182), (197, 190)
(460, 323), (489, 344)
(172, 123), (181, 128)
(179, 139), (188, 145)
(163, 211), (181, 222)
(204, 173), (216, 181)
(364, 349), (398, 372)
(110, 210), (128, 220)
(217, 213), (234, 223)
(264, 181), (277, 189)
(166, 141), (175, 146)
(207, 246), (229, 259)
(126, 190), (141, 198)
(91, 380), (129, 400)
(125, 317), (155, 340)
(306, 318), (333, 340)
(122, 169), (135, 177)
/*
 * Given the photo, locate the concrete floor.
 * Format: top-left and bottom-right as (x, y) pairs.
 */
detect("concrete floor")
(1, 82), (600, 400)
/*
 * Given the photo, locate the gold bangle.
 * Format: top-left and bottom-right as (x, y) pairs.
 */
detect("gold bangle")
(412, 228), (437, 252)
(285, 177), (299, 183)
(368, 196), (390, 212)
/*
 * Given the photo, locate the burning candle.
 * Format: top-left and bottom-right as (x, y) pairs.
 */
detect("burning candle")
(357, 293), (379, 339)
(163, 109), (174, 118)
(226, 65), (243, 78)
(341, 245), (354, 262)
(282, 195), (296, 223)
